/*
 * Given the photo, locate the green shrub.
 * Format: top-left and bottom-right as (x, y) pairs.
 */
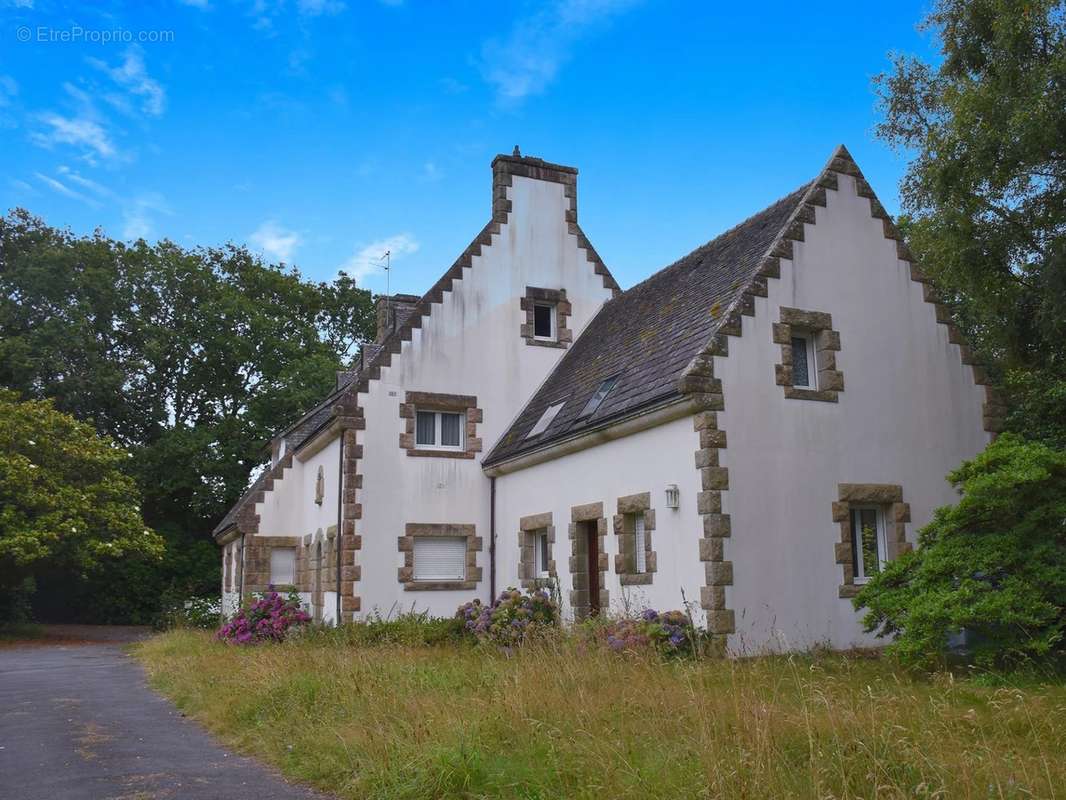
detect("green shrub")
(457, 588), (559, 647)
(303, 610), (470, 647)
(856, 434), (1066, 669)
(153, 595), (223, 631)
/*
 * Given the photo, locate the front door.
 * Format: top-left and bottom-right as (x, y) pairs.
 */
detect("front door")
(586, 521), (600, 616)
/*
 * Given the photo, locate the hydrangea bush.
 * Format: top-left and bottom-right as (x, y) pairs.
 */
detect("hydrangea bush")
(457, 587), (558, 646)
(217, 588), (310, 645)
(602, 609), (699, 655)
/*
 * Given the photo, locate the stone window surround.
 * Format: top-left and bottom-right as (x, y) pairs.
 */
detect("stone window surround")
(397, 523), (483, 591)
(613, 492), (657, 586)
(832, 483), (911, 598)
(242, 535), (302, 594)
(520, 286), (573, 349)
(568, 502), (609, 620)
(772, 306), (844, 403)
(517, 512), (557, 590)
(223, 543), (232, 592)
(399, 391), (483, 460)
(298, 526), (337, 618)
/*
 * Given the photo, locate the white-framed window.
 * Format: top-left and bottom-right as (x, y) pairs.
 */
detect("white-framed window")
(791, 333), (817, 388)
(269, 547), (296, 585)
(532, 302), (556, 340)
(532, 529), (550, 578)
(851, 505), (887, 583)
(415, 409), (465, 451)
(633, 513), (647, 573)
(412, 536), (467, 581)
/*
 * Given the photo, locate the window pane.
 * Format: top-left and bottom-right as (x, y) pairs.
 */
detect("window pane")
(270, 547), (296, 585)
(634, 515), (646, 573)
(860, 509), (881, 577)
(413, 536), (466, 581)
(851, 508), (881, 579)
(533, 304), (553, 338)
(537, 531), (550, 574)
(791, 336), (810, 387)
(416, 411), (436, 445)
(578, 375), (618, 419)
(440, 412), (462, 447)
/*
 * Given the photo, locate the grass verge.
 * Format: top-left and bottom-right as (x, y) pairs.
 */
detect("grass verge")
(136, 629), (1066, 799)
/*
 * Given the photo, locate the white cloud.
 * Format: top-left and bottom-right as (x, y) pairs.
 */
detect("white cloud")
(480, 0), (639, 104)
(0, 75), (17, 107)
(9, 178), (36, 195)
(421, 161), (443, 182)
(34, 171), (95, 205)
(88, 46), (166, 117)
(297, 0), (345, 14)
(178, 0), (211, 7)
(340, 233), (419, 283)
(56, 164), (113, 197)
(122, 193), (171, 241)
(31, 112), (117, 162)
(250, 220), (303, 263)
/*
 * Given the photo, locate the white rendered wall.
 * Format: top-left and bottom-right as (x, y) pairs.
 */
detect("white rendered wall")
(256, 437), (341, 541)
(356, 175), (616, 618)
(716, 174), (990, 654)
(493, 415), (706, 622)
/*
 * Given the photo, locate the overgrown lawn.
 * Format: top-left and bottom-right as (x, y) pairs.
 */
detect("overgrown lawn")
(136, 630), (1066, 799)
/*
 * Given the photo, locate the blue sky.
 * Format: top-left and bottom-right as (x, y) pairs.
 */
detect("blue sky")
(0, 0), (937, 294)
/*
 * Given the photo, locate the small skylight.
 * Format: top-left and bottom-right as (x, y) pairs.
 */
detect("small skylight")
(578, 375), (619, 419)
(527, 401), (566, 438)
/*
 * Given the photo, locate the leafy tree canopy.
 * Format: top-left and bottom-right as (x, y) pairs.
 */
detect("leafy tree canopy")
(874, 0), (1066, 444)
(0, 209), (376, 620)
(0, 389), (164, 587)
(856, 434), (1066, 669)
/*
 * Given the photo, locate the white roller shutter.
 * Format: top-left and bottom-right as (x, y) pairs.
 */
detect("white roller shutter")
(413, 537), (466, 581)
(270, 547), (296, 584)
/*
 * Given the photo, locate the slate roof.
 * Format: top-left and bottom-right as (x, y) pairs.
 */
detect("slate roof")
(483, 181), (813, 467)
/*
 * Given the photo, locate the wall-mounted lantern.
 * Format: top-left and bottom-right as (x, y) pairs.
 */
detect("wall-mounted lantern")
(665, 484), (680, 510)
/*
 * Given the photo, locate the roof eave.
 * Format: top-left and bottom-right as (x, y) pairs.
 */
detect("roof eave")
(483, 393), (697, 476)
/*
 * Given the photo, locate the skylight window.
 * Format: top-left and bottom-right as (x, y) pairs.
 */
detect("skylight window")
(578, 376), (619, 419)
(527, 401), (565, 438)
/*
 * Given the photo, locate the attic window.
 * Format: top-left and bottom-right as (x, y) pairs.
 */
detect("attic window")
(533, 303), (555, 340)
(578, 376), (618, 419)
(527, 401), (565, 438)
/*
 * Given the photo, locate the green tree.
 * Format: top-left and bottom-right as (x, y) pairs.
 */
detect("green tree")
(874, 0), (1066, 445)
(0, 390), (164, 595)
(0, 209), (376, 620)
(856, 434), (1066, 669)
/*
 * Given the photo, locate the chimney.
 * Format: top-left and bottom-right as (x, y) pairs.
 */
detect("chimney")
(490, 149), (578, 224)
(374, 293), (421, 343)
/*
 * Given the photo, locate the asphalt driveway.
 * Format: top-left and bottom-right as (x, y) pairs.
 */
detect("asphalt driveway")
(0, 627), (329, 800)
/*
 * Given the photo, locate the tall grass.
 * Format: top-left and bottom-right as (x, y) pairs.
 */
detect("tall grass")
(136, 630), (1066, 799)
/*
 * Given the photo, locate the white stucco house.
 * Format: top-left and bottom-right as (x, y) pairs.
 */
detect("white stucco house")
(214, 145), (1001, 654)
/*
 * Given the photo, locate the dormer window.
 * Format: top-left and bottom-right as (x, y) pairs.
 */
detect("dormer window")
(533, 302), (556, 340)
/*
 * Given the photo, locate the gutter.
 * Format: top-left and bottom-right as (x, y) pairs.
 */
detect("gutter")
(483, 395), (698, 477)
(489, 476), (496, 600)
